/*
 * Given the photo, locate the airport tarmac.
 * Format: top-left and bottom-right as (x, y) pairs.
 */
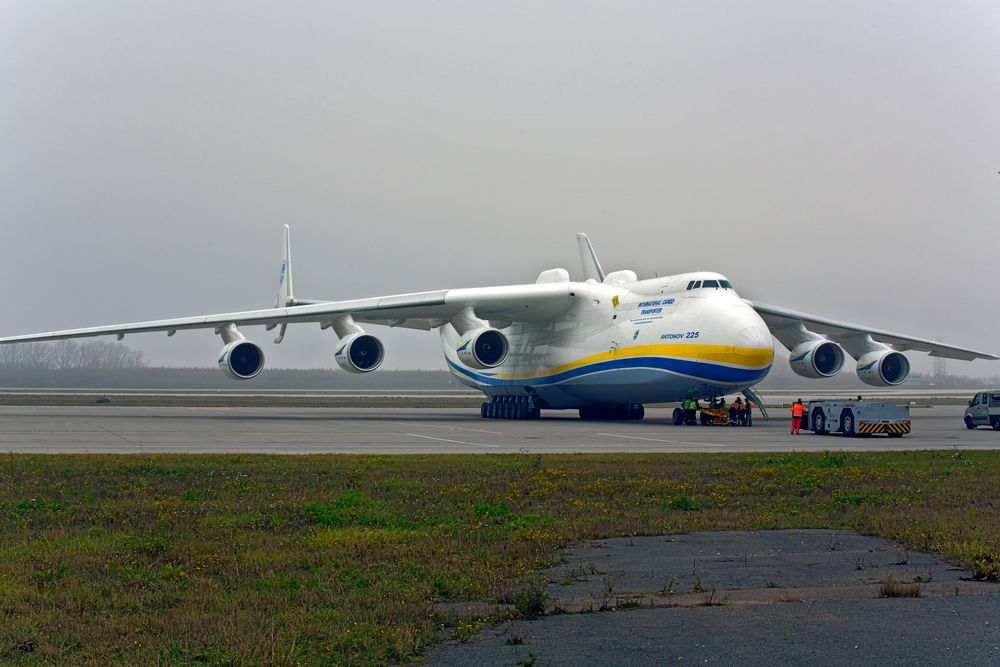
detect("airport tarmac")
(426, 530), (1000, 666)
(0, 404), (996, 454)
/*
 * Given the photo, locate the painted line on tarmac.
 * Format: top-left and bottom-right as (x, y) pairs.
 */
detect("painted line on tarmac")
(598, 433), (726, 447)
(399, 421), (505, 436)
(405, 433), (501, 448)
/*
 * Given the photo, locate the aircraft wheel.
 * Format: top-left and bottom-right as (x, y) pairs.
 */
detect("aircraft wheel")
(633, 404), (645, 421)
(841, 410), (856, 437)
(965, 416), (975, 430)
(700, 413), (712, 426)
(672, 408), (684, 425)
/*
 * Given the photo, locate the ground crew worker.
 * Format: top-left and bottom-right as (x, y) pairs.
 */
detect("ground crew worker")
(684, 398), (697, 425)
(744, 398), (753, 427)
(790, 398), (806, 435)
(729, 398), (740, 426)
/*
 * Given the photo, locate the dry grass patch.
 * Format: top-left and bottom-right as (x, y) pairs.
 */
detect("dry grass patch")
(880, 575), (923, 598)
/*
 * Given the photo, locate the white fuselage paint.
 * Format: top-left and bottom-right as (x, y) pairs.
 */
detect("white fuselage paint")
(441, 272), (774, 409)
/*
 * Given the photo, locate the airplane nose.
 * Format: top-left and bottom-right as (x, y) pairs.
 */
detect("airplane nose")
(732, 307), (775, 371)
(736, 321), (772, 349)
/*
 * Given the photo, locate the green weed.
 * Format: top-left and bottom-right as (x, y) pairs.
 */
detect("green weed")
(663, 495), (701, 512)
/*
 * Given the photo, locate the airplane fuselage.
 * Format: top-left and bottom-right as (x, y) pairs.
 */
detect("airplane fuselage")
(442, 272), (774, 409)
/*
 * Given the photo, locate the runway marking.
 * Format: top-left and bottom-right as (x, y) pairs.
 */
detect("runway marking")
(597, 433), (725, 447)
(399, 422), (505, 436)
(404, 433), (500, 448)
(95, 425), (144, 450)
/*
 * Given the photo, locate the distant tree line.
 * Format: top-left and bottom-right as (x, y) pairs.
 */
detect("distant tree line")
(0, 341), (994, 390)
(0, 341), (148, 370)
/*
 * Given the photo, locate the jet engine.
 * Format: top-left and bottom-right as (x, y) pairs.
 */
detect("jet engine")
(457, 328), (509, 369)
(856, 350), (910, 386)
(788, 340), (845, 379)
(218, 340), (265, 380)
(335, 332), (385, 373)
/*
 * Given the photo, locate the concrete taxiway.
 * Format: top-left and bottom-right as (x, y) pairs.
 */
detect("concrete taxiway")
(427, 530), (1000, 666)
(0, 405), (996, 454)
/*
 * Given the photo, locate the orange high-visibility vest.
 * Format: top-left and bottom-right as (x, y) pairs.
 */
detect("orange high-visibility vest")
(791, 403), (806, 417)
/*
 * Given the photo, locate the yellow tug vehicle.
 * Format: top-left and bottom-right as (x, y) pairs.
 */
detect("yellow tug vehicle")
(698, 405), (731, 426)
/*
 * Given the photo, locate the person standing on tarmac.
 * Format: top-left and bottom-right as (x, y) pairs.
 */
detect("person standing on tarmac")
(729, 399), (740, 426)
(683, 398), (696, 425)
(790, 398), (806, 435)
(744, 398), (753, 427)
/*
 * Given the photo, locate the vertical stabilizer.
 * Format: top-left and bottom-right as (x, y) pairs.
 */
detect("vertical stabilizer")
(273, 225), (294, 343)
(576, 233), (605, 283)
(276, 224), (295, 308)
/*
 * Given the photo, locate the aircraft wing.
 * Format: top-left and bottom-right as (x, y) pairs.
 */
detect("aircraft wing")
(0, 283), (574, 344)
(748, 300), (998, 362)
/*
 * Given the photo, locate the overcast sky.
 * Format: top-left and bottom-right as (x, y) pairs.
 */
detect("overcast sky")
(2, 1), (998, 376)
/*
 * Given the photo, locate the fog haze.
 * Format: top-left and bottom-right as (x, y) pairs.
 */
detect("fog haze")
(2, 1), (998, 376)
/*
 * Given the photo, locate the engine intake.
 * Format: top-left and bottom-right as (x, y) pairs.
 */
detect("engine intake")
(218, 340), (265, 380)
(335, 332), (385, 373)
(856, 350), (910, 387)
(789, 340), (845, 379)
(457, 328), (509, 369)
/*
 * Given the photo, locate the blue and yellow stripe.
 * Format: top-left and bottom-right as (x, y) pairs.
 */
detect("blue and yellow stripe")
(448, 343), (773, 388)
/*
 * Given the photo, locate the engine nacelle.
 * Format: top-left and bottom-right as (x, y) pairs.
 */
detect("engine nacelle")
(856, 350), (910, 387)
(335, 332), (385, 373)
(456, 328), (509, 369)
(789, 340), (845, 379)
(218, 340), (265, 380)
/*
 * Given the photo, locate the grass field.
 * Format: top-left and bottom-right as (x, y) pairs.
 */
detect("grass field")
(2, 451), (999, 665)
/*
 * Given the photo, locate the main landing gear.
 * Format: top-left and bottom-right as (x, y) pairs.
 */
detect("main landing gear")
(578, 404), (645, 421)
(481, 395), (541, 420)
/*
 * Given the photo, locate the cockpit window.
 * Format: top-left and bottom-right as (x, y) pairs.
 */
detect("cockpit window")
(686, 278), (734, 291)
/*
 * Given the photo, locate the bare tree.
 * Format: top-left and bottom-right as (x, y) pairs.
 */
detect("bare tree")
(0, 343), (54, 369)
(0, 341), (147, 370)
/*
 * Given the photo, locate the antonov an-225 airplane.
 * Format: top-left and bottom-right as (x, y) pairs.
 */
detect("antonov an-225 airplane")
(1, 227), (996, 420)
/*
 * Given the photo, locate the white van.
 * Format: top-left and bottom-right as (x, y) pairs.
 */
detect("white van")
(964, 390), (1000, 430)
